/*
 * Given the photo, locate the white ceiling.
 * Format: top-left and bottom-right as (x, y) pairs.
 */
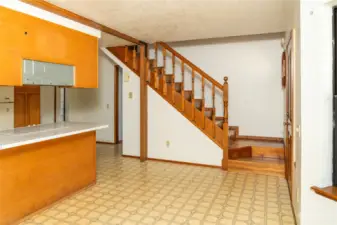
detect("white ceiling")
(47, 0), (287, 46)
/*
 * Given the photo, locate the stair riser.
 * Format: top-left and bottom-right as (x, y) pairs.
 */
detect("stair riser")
(252, 146), (284, 160)
(229, 146), (252, 159)
(228, 160), (285, 177)
(204, 117), (215, 138)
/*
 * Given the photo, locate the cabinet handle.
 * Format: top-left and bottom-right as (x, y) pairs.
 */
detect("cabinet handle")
(24, 31), (28, 35)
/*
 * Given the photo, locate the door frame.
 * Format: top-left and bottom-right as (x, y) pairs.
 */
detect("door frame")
(284, 29), (296, 201)
(333, 8), (337, 186)
(114, 65), (120, 144)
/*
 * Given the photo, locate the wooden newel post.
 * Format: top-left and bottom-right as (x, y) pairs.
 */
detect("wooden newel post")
(222, 76), (229, 170)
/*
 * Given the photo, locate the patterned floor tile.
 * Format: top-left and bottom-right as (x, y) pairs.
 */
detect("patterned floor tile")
(19, 144), (295, 225)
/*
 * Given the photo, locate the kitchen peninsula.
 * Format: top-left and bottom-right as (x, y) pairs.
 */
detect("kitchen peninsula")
(0, 122), (108, 225)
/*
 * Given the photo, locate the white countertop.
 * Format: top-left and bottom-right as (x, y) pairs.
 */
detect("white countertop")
(0, 122), (108, 150)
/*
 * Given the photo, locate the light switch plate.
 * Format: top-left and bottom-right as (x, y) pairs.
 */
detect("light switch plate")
(128, 92), (133, 99)
(124, 72), (130, 82)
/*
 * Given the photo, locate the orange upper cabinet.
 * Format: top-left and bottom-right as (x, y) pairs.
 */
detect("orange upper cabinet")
(0, 6), (98, 88)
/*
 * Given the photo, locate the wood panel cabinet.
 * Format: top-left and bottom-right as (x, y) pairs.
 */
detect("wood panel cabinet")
(14, 86), (41, 128)
(0, 6), (98, 88)
(14, 92), (27, 128)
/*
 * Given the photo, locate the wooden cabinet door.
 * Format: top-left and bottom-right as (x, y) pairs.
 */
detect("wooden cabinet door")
(74, 37), (98, 88)
(14, 86), (40, 128)
(0, 6), (98, 88)
(0, 6), (25, 86)
(14, 93), (27, 128)
(27, 93), (40, 126)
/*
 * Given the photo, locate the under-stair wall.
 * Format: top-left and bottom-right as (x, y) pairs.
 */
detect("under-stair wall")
(101, 48), (223, 166)
(148, 87), (222, 166)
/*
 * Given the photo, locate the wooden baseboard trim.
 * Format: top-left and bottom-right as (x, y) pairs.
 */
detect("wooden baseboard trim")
(96, 141), (116, 145)
(122, 155), (221, 169)
(236, 135), (283, 143)
(122, 154), (140, 159)
(311, 186), (337, 202)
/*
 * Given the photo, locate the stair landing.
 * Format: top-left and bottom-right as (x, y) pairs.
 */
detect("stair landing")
(229, 139), (285, 177)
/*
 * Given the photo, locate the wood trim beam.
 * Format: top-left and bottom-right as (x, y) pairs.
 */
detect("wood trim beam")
(20, 0), (143, 45)
(139, 45), (148, 161)
(96, 141), (115, 145)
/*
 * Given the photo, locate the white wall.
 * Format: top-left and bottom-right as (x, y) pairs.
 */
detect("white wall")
(0, 87), (14, 130)
(151, 36), (284, 137)
(40, 86), (55, 124)
(101, 47), (223, 164)
(0, 0), (101, 38)
(100, 48), (140, 156)
(297, 1), (337, 225)
(66, 53), (115, 143)
(148, 88), (222, 166)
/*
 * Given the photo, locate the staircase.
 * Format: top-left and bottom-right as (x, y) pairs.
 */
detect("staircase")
(107, 42), (285, 176)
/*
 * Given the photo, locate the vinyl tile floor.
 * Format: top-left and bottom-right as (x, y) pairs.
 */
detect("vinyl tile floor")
(19, 144), (295, 225)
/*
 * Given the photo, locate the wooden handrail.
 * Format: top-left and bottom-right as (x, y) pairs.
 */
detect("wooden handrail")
(158, 42), (223, 89)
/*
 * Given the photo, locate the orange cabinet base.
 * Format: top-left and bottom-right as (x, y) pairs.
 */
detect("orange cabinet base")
(0, 131), (97, 225)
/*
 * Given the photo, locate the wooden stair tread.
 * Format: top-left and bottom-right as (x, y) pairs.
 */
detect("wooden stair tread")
(235, 157), (284, 164)
(230, 140), (283, 148)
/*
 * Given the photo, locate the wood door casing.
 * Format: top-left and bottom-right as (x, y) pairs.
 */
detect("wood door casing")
(284, 30), (295, 201)
(114, 65), (119, 143)
(14, 86), (40, 128)
(27, 93), (40, 126)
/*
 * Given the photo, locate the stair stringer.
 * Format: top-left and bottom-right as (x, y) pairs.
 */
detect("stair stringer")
(101, 47), (223, 167)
